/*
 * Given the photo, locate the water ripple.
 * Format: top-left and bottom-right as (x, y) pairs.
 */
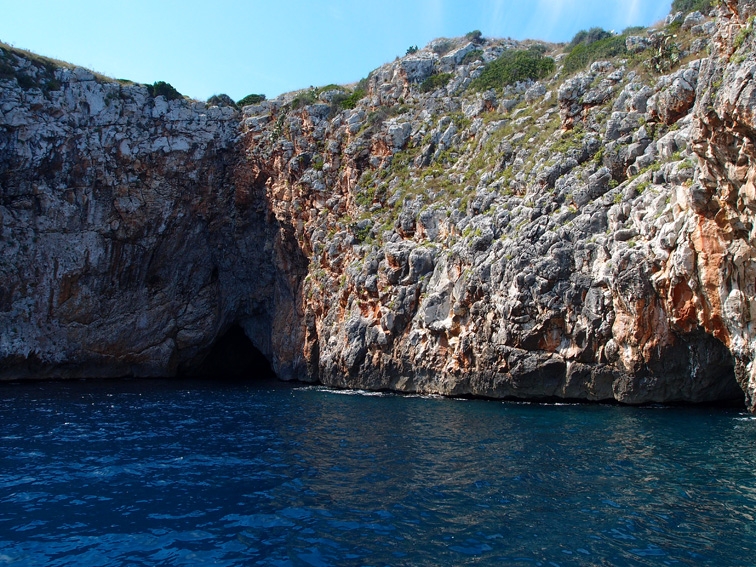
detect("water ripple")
(0, 379), (754, 566)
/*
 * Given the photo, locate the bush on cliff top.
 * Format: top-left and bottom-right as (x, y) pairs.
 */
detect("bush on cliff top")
(147, 81), (182, 101)
(562, 34), (627, 74)
(567, 27), (612, 51)
(468, 47), (555, 91)
(465, 30), (483, 43)
(237, 93), (266, 107)
(207, 94), (237, 108)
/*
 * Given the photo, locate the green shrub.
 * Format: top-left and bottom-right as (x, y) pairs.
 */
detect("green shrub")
(406, 45), (419, 55)
(568, 27), (612, 51)
(356, 77), (369, 91)
(461, 49), (484, 65)
(420, 72), (453, 93)
(466, 30), (483, 43)
(338, 88), (367, 110)
(315, 84), (341, 95)
(562, 34), (627, 74)
(237, 93), (266, 106)
(207, 94), (237, 108)
(469, 48), (555, 91)
(147, 81), (182, 101)
(671, 0), (713, 14)
(291, 89), (317, 109)
(527, 43), (549, 54)
(623, 25), (647, 35)
(431, 40), (454, 55)
(733, 16), (755, 52)
(645, 33), (681, 74)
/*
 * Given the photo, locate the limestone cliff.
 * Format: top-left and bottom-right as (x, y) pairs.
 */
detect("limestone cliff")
(2, 2), (756, 409)
(0, 54), (308, 380)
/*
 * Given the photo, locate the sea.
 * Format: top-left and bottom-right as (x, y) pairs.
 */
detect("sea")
(0, 377), (754, 566)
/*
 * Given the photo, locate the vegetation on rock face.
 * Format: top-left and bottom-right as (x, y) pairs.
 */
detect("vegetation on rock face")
(466, 30), (483, 43)
(645, 33), (682, 74)
(562, 34), (628, 74)
(431, 40), (454, 55)
(671, 0), (714, 14)
(291, 89), (318, 109)
(460, 49), (484, 65)
(733, 16), (755, 52)
(0, 48), (62, 94)
(237, 93), (266, 106)
(289, 83), (368, 111)
(207, 94), (238, 108)
(469, 47), (555, 91)
(337, 88), (367, 109)
(567, 27), (612, 51)
(0, 50), (16, 80)
(420, 73), (453, 93)
(147, 81), (182, 101)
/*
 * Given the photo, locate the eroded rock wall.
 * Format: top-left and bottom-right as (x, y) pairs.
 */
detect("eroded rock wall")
(241, 6), (750, 407)
(686, 0), (756, 405)
(0, 55), (308, 381)
(3, 3), (756, 409)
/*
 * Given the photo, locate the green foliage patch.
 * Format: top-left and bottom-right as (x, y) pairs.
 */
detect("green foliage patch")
(431, 40), (454, 56)
(460, 49), (484, 65)
(567, 27), (612, 51)
(468, 48), (555, 91)
(465, 30), (483, 42)
(207, 94), (237, 108)
(337, 88), (367, 110)
(562, 34), (627, 74)
(0, 50), (15, 80)
(420, 73), (453, 93)
(147, 81), (182, 101)
(237, 93), (266, 106)
(733, 16), (755, 53)
(643, 33), (681, 74)
(291, 89), (317, 109)
(671, 0), (714, 14)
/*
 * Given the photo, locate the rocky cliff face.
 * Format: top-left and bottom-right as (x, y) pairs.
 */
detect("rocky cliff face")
(3, 2), (756, 409)
(0, 54), (308, 381)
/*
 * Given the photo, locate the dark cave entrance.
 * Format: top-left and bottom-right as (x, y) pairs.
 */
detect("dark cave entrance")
(191, 324), (277, 382)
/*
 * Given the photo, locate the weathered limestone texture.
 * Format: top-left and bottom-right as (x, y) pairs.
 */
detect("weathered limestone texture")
(3, 2), (756, 409)
(0, 57), (309, 381)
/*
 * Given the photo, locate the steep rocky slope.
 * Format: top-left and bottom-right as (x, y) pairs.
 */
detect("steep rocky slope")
(3, 1), (756, 409)
(0, 55), (307, 380)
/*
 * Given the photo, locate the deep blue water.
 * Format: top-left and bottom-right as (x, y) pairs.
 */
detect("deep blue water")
(0, 379), (754, 566)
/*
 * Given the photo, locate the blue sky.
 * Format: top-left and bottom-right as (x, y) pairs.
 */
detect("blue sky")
(1, 0), (672, 102)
